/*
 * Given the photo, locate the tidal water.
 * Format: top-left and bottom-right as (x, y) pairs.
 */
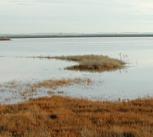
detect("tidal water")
(0, 37), (153, 103)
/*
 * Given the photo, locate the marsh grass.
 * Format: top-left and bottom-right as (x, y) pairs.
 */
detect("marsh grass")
(54, 55), (125, 72)
(0, 96), (153, 137)
(32, 78), (91, 90)
(35, 55), (125, 72)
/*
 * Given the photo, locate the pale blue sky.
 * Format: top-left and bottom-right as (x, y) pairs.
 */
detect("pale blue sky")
(1, 0), (153, 34)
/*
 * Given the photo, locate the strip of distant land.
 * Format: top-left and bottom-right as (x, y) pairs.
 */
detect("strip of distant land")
(1, 33), (153, 39)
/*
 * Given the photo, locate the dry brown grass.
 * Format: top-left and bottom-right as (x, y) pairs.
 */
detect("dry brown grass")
(36, 55), (125, 72)
(0, 96), (153, 137)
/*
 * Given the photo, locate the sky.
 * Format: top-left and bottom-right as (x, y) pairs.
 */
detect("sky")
(0, 0), (153, 34)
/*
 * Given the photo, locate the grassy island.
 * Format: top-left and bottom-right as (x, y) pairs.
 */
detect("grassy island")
(35, 55), (125, 72)
(54, 55), (125, 72)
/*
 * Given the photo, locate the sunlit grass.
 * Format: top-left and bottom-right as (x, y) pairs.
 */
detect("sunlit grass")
(0, 96), (152, 137)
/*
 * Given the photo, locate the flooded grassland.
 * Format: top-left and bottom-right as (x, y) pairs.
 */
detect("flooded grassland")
(0, 37), (153, 136)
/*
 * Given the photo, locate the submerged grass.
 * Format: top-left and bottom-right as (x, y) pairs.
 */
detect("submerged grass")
(0, 96), (153, 137)
(32, 78), (91, 90)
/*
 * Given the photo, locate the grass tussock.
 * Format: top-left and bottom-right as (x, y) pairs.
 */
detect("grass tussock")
(32, 78), (91, 90)
(0, 96), (153, 137)
(53, 55), (125, 72)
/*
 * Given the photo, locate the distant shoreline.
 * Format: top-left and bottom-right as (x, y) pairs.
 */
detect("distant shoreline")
(2, 33), (153, 39)
(0, 37), (11, 41)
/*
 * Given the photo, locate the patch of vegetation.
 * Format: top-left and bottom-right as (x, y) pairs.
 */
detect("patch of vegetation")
(32, 78), (91, 90)
(0, 96), (152, 137)
(46, 55), (125, 72)
(55, 55), (125, 72)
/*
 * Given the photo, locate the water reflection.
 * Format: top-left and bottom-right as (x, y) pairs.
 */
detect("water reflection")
(0, 37), (153, 103)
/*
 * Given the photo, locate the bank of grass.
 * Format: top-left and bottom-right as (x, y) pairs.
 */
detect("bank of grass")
(0, 96), (153, 137)
(44, 55), (125, 72)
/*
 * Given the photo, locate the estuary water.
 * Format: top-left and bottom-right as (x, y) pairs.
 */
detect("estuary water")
(0, 37), (153, 103)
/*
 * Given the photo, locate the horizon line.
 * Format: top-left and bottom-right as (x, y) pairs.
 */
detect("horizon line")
(2, 33), (153, 38)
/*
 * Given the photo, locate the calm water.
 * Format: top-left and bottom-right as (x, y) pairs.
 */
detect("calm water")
(0, 37), (153, 103)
